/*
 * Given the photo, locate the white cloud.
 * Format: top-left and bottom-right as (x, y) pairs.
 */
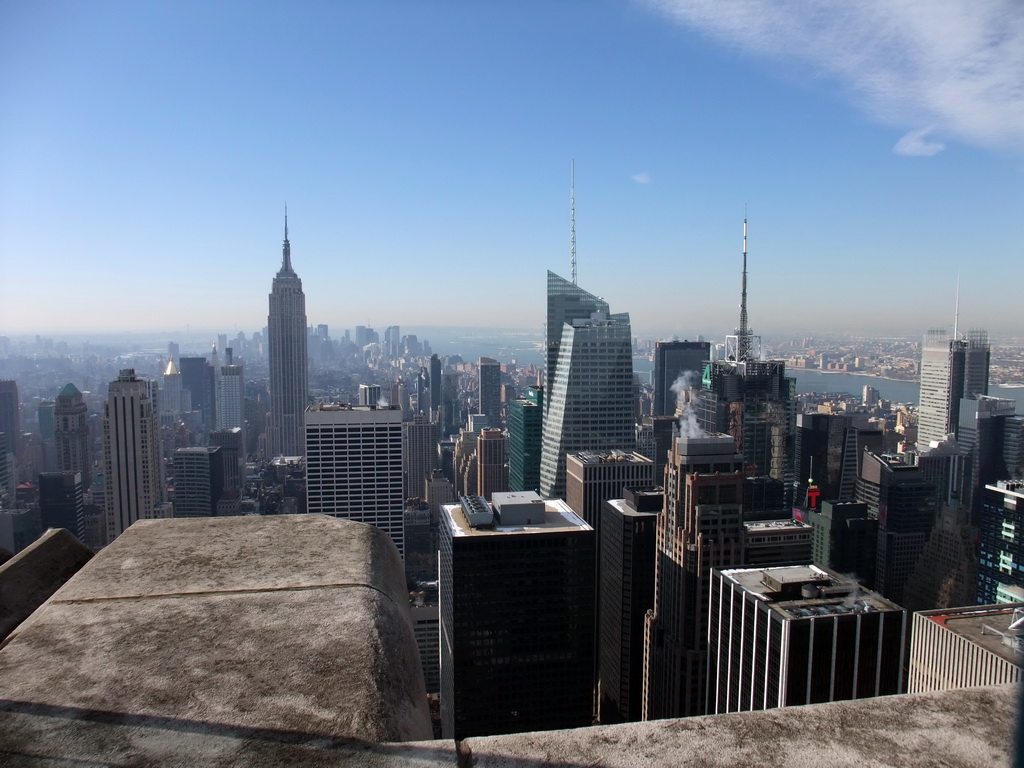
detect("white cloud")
(893, 127), (946, 156)
(644, 0), (1024, 154)
(632, 172), (653, 184)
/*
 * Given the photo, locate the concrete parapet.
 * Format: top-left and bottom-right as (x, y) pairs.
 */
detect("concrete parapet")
(0, 527), (93, 642)
(0, 514), (434, 761)
(462, 684), (1018, 767)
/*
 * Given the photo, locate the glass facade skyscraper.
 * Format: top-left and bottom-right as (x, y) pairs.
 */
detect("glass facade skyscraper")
(653, 340), (711, 417)
(540, 272), (634, 500)
(508, 385), (543, 492)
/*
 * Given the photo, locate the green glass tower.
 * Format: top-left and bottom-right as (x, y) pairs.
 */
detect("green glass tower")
(508, 385), (543, 492)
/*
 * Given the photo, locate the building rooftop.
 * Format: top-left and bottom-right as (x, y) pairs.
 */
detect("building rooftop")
(720, 564), (901, 619)
(605, 497), (660, 519)
(675, 433), (737, 455)
(744, 519), (812, 533)
(917, 604), (1024, 667)
(444, 493), (590, 537)
(307, 403), (402, 412)
(568, 450), (652, 465)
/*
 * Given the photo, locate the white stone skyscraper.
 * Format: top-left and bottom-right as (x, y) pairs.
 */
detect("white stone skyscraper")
(305, 404), (405, 557)
(539, 272), (635, 500)
(103, 369), (169, 544)
(267, 213), (309, 457)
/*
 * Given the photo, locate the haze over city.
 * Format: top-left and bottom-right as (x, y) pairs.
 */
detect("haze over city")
(2, 0), (1022, 337)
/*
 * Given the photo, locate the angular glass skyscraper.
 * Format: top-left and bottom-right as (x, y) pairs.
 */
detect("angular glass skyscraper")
(918, 328), (990, 449)
(268, 214), (309, 457)
(540, 272), (634, 500)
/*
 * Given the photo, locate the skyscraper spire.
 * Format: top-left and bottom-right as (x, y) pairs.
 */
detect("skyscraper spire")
(280, 205), (293, 275)
(570, 160), (577, 285)
(737, 217), (751, 362)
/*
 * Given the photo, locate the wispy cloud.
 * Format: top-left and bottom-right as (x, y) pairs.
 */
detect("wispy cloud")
(644, 0), (1024, 155)
(893, 127), (945, 156)
(632, 172), (653, 184)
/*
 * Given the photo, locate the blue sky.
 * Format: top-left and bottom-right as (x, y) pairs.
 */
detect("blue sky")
(1, 0), (1022, 338)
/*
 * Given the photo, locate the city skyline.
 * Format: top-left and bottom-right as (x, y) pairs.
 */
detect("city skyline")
(2, 1), (1023, 337)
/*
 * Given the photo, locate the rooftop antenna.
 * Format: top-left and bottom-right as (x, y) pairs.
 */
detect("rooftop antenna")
(953, 270), (961, 340)
(570, 160), (577, 285)
(737, 213), (750, 361)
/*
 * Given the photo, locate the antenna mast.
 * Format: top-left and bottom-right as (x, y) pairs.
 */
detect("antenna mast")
(737, 217), (750, 361)
(570, 159), (577, 285)
(953, 271), (961, 340)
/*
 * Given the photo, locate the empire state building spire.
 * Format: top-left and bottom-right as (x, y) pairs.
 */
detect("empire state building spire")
(279, 206), (295, 276)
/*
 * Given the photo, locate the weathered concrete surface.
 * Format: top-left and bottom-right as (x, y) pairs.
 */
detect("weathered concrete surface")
(463, 684), (1018, 768)
(0, 706), (454, 767)
(0, 527), (93, 641)
(0, 514), (436, 765)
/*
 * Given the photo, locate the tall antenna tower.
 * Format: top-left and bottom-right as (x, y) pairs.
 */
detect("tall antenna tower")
(737, 217), (751, 361)
(953, 271), (961, 340)
(570, 159), (577, 285)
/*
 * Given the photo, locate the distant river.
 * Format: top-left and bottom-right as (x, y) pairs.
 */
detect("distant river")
(789, 369), (1024, 411)
(631, 358), (1024, 411)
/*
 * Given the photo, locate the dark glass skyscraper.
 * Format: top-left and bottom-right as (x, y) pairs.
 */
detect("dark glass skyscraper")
(698, 359), (796, 511)
(978, 481), (1024, 604)
(178, 357), (215, 430)
(653, 340), (710, 417)
(268, 214), (309, 457)
(599, 488), (660, 723)
(478, 357), (502, 427)
(439, 493), (595, 739)
(0, 379), (20, 459)
(429, 354), (442, 416)
(856, 451), (938, 606)
(38, 471), (85, 541)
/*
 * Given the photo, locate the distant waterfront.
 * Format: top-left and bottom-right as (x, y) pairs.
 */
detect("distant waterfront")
(789, 369), (1024, 411)
(625, 358), (1024, 412)
(409, 329), (1024, 412)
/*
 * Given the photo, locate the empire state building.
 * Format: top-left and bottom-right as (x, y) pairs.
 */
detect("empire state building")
(268, 213), (309, 457)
